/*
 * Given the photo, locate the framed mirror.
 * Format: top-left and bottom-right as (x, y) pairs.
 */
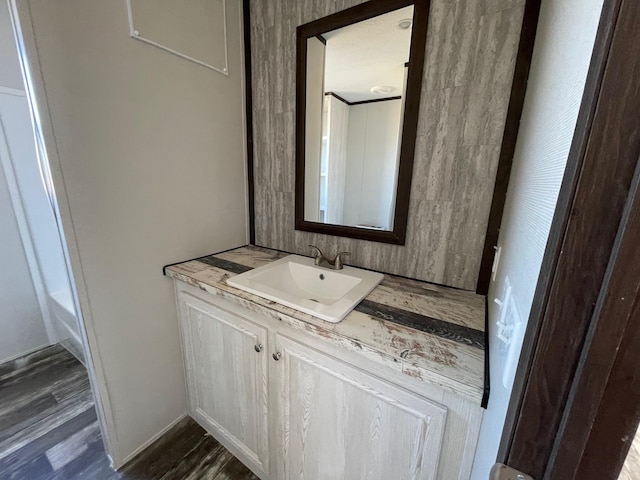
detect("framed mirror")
(295, 0), (429, 245)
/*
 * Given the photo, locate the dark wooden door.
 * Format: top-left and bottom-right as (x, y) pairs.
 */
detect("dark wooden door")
(498, 0), (640, 478)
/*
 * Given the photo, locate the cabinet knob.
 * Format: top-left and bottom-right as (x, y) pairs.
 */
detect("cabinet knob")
(272, 352), (282, 361)
(254, 344), (263, 352)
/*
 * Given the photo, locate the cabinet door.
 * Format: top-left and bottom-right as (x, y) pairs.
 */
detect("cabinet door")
(179, 293), (269, 475)
(273, 335), (447, 480)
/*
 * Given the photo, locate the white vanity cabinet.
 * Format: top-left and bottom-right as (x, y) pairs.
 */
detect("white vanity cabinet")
(175, 282), (483, 480)
(272, 334), (447, 480)
(177, 292), (270, 476)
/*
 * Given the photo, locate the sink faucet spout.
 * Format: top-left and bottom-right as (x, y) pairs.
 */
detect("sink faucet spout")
(308, 245), (350, 270)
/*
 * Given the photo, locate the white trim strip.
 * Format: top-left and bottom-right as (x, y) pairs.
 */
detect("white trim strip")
(125, 0), (229, 76)
(0, 85), (26, 97)
(0, 343), (50, 366)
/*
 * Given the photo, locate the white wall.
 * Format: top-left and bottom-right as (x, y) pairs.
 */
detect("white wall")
(324, 95), (349, 224)
(2, 0), (83, 362)
(0, 118), (49, 364)
(12, 0), (249, 466)
(0, 2), (22, 91)
(0, 1), (48, 364)
(343, 99), (401, 229)
(0, 87), (79, 347)
(304, 36), (325, 222)
(1, 91), (72, 312)
(470, 0), (603, 478)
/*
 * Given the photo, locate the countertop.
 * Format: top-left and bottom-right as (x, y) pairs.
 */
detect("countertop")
(164, 245), (487, 405)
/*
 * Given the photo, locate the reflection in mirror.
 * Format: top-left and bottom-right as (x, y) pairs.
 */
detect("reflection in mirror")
(296, 0), (429, 245)
(304, 6), (413, 232)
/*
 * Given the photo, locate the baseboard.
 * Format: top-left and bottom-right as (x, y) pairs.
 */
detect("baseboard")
(59, 338), (85, 366)
(0, 343), (51, 366)
(116, 412), (189, 469)
(0, 86), (26, 97)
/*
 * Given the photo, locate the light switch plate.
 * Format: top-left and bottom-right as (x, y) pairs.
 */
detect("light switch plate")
(493, 276), (526, 388)
(502, 292), (524, 390)
(494, 276), (513, 357)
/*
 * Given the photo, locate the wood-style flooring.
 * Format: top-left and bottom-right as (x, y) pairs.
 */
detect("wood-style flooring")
(0, 344), (258, 480)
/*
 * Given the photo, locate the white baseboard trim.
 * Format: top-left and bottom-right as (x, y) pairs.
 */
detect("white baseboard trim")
(0, 343), (51, 365)
(0, 85), (26, 97)
(116, 412), (189, 469)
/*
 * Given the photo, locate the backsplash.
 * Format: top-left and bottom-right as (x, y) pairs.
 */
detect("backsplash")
(249, 0), (525, 290)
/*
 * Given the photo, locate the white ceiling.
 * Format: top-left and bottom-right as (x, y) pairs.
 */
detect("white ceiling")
(323, 6), (414, 103)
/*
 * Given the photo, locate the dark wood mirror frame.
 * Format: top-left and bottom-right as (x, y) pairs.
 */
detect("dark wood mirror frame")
(294, 0), (430, 245)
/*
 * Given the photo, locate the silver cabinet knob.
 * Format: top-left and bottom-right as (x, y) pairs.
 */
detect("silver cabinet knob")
(272, 352), (282, 361)
(254, 344), (263, 352)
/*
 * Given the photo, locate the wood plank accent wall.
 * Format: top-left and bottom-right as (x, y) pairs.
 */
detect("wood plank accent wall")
(249, 0), (525, 290)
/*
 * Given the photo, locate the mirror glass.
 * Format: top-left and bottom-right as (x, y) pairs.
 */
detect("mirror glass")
(303, 6), (414, 232)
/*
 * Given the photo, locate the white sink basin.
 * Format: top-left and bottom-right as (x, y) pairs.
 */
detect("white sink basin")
(226, 254), (383, 322)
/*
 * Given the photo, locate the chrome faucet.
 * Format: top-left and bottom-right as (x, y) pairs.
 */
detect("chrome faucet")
(309, 245), (350, 270)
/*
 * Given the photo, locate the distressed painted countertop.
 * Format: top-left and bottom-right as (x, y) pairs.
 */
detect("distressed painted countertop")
(165, 246), (487, 404)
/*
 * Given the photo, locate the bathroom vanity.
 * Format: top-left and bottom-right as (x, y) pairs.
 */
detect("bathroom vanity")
(165, 246), (487, 480)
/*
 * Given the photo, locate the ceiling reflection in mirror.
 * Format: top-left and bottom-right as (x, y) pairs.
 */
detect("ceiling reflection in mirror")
(303, 6), (414, 232)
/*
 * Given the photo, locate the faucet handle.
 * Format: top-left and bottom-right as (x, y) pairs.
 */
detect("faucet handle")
(333, 252), (351, 269)
(308, 245), (324, 260)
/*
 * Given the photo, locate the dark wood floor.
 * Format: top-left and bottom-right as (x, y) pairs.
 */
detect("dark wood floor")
(0, 344), (258, 480)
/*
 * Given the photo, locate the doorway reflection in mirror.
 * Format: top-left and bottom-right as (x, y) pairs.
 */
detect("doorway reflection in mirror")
(304, 6), (413, 232)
